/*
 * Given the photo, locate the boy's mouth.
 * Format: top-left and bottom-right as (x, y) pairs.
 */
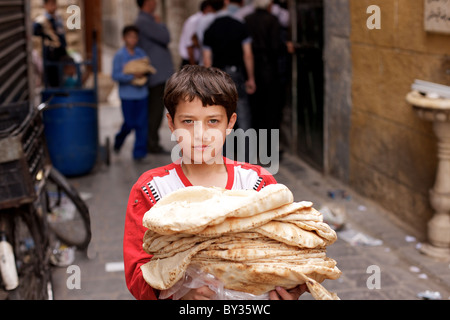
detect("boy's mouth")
(192, 145), (210, 151)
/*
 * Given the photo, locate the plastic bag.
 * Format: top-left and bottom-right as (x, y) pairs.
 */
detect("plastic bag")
(159, 267), (270, 300)
(319, 203), (346, 231)
(337, 227), (383, 246)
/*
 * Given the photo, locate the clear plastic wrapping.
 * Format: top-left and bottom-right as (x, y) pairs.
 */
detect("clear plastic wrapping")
(159, 267), (270, 300)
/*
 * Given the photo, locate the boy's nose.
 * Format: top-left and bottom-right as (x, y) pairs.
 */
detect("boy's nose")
(193, 121), (204, 141)
(193, 121), (217, 143)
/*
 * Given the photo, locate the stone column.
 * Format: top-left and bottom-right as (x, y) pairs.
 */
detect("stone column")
(407, 91), (450, 260)
(427, 120), (450, 256)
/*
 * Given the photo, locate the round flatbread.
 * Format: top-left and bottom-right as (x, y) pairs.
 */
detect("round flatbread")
(140, 184), (341, 299)
(142, 184), (294, 235)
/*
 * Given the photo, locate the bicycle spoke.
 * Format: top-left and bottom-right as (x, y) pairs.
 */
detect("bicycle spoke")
(45, 168), (91, 250)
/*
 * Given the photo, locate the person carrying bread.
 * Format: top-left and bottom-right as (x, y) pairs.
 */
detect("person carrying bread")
(112, 25), (154, 162)
(123, 65), (307, 300)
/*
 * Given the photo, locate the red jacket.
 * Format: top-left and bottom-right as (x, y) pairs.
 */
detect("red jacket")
(123, 158), (277, 300)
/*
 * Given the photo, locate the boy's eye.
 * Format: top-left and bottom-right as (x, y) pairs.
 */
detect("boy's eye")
(182, 120), (193, 124)
(209, 119), (219, 124)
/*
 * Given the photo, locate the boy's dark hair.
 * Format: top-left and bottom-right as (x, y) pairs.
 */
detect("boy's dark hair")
(164, 65), (238, 121)
(123, 25), (139, 37)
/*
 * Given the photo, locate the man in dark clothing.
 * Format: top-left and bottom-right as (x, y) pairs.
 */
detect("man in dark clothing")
(135, 0), (174, 154)
(33, 0), (67, 87)
(202, 0), (256, 163)
(202, 1), (256, 132)
(245, 0), (282, 156)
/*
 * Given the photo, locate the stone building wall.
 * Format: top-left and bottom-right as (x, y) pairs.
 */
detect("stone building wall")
(348, 0), (450, 236)
(323, 0), (352, 183)
(102, 0), (139, 49)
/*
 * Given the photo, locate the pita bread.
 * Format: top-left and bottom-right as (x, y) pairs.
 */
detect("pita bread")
(143, 230), (194, 253)
(141, 238), (217, 290)
(196, 202), (312, 236)
(252, 221), (331, 248)
(123, 57), (157, 75)
(275, 207), (323, 222)
(123, 57), (157, 86)
(143, 231), (268, 258)
(194, 246), (326, 262)
(144, 232), (209, 259)
(191, 260), (341, 296)
(305, 277), (340, 300)
(288, 220), (337, 243)
(142, 184), (294, 235)
(139, 184), (341, 299)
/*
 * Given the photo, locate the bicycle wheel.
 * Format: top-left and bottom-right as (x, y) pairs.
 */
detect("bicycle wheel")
(45, 167), (92, 250)
(1, 207), (53, 300)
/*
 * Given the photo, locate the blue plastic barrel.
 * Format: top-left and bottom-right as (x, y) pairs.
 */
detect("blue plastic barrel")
(42, 90), (98, 176)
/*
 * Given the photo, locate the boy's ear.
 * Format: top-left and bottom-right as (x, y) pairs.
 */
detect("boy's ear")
(166, 113), (175, 133)
(226, 113), (237, 135)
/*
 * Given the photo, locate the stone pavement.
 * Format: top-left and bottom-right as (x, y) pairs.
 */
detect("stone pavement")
(50, 103), (450, 300)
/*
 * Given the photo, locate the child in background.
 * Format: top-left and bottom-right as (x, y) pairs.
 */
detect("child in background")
(112, 25), (149, 161)
(61, 55), (79, 88)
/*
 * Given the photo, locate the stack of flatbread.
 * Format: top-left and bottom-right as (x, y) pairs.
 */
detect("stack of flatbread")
(123, 57), (157, 86)
(141, 184), (341, 300)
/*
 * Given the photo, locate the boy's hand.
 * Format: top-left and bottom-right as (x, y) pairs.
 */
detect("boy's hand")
(180, 285), (216, 300)
(269, 284), (308, 300)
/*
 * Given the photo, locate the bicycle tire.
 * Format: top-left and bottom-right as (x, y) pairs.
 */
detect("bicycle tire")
(45, 167), (92, 250)
(1, 207), (53, 300)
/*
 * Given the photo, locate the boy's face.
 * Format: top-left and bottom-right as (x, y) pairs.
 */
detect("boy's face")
(167, 97), (237, 164)
(124, 31), (139, 49)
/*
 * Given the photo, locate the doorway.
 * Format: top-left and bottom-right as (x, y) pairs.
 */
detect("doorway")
(291, 0), (324, 170)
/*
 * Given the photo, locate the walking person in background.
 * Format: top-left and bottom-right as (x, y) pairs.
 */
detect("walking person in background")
(202, 0), (256, 132)
(234, 0), (290, 28)
(202, 0), (256, 163)
(195, 0), (224, 55)
(33, 0), (67, 87)
(178, 0), (213, 67)
(245, 0), (282, 158)
(135, 0), (174, 154)
(112, 25), (149, 162)
(227, 0), (246, 20)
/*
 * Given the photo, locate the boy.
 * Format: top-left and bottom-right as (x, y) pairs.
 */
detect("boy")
(112, 25), (149, 161)
(123, 65), (306, 300)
